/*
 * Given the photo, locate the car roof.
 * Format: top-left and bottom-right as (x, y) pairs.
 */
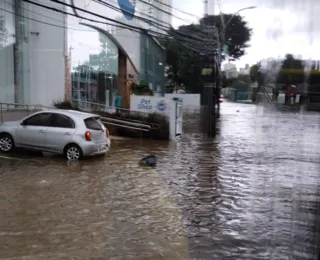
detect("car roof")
(38, 109), (100, 119)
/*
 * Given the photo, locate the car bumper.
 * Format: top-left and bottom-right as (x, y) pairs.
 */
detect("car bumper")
(81, 139), (111, 157)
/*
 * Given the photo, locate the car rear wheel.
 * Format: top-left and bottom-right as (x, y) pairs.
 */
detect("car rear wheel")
(64, 144), (82, 161)
(0, 134), (14, 153)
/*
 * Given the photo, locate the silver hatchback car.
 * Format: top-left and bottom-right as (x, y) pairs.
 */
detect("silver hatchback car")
(0, 109), (111, 160)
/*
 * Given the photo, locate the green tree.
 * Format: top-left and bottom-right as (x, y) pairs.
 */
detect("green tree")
(249, 62), (264, 85)
(162, 14), (251, 93)
(276, 54), (304, 85)
(200, 14), (252, 60)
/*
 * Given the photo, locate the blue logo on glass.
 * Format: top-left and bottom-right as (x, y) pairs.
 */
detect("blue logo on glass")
(117, 0), (136, 21)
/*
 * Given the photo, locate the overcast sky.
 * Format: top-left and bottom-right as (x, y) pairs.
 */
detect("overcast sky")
(171, 0), (320, 68)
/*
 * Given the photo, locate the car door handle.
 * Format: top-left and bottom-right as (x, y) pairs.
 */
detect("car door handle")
(65, 132), (72, 136)
(38, 130), (45, 133)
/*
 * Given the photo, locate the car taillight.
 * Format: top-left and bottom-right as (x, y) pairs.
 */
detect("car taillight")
(105, 128), (109, 137)
(85, 131), (91, 141)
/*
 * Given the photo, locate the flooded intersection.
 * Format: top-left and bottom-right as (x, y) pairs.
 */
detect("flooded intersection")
(1, 102), (320, 259)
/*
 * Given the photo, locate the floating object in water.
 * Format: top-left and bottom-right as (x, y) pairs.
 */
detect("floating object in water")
(139, 154), (157, 167)
(236, 110), (240, 112)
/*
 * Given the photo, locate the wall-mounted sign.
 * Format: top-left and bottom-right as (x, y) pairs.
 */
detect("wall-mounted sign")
(130, 96), (169, 115)
(117, 0), (136, 21)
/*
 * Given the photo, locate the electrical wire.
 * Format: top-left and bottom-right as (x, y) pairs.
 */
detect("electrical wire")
(0, 2), (207, 53)
(44, 0), (208, 43)
(49, 0), (203, 42)
(137, 0), (195, 24)
(2, 0), (97, 32)
(93, 0), (170, 32)
(87, 0), (207, 42)
(0, 6), (96, 32)
(152, 0), (201, 19)
(93, 0), (172, 30)
(21, 0), (170, 38)
(3, 0), (213, 54)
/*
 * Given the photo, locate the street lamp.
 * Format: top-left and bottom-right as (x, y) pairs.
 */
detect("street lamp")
(223, 6), (256, 32)
(220, 6), (256, 57)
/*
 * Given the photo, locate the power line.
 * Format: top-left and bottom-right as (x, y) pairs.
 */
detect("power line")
(93, 0), (171, 32)
(22, 0), (170, 38)
(44, 0), (207, 43)
(93, 0), (172, 28)
(2, 0), (95, 31)
(1, 2), (206, 53)
(137, 0), (195, 24)
(0, 7), (96, 33)
(3, 0), (211, 54)
(152, 0), (201, 19)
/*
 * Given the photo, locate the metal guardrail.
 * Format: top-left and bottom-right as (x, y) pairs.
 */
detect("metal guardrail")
(0, 102), (50, 122)
(0, 101), (152, 132)
(71, 99), (167, 129)
(260, 86), (273, 103)
(100, 117), (151, 132)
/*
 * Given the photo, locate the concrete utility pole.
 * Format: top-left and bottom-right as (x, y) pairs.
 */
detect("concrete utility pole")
(201, 0), (220, 137)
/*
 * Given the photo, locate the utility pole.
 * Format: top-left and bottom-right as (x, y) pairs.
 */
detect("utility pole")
(201, 0), (220, 137)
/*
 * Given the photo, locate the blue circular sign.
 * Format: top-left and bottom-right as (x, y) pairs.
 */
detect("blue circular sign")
(117, 0), (136, 21)
(156, 100), (166, 111)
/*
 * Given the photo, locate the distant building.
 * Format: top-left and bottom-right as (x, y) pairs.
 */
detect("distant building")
(239, 64), (250, 75)
(223, 63), (238, 78)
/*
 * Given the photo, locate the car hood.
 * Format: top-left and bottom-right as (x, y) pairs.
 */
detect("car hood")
(0, 121), (21, 127)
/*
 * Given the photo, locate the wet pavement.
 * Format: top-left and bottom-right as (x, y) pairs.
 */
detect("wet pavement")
(1, 102), (320, 259)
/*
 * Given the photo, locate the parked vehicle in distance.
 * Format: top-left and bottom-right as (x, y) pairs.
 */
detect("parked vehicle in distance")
(0, 109), (111, 160)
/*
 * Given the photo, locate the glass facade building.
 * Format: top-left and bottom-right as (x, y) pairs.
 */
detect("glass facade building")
(140, 34), (165, 94)
(0, 0), (168, 108)
(0, 0), (30, 104)
(68, 24), (119, 110)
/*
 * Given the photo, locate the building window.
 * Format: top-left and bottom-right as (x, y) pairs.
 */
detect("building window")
(0, 0), (30, 104)
(69, 25), (119, 110)
(0, 1), (15, 103)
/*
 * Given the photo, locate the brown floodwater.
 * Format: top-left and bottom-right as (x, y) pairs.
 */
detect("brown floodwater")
(1, 102), (320, 259)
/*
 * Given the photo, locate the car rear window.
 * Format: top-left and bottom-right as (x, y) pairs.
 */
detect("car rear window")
(84, 117), (103, 131)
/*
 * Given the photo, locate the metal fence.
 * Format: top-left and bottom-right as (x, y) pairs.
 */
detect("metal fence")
(0, 102), (52, 122)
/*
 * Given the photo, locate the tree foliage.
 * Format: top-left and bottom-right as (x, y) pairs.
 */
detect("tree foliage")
(200, 14), (251, 60)
(276, 54), (305, 85)
(162, 14), (252, 93)
(249, 62), (264, 85)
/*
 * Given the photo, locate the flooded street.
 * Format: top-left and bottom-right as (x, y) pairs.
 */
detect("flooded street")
(1, 102), (320, 259)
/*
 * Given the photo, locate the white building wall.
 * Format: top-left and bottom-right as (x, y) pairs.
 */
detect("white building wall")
(27, 0), (67, 106)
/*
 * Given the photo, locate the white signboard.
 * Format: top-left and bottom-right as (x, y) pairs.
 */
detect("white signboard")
(130, 95), (169, 115)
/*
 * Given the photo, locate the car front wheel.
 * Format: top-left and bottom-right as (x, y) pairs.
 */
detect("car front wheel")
(0, 134), (14, 153)
(64, 144), (83, 161)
